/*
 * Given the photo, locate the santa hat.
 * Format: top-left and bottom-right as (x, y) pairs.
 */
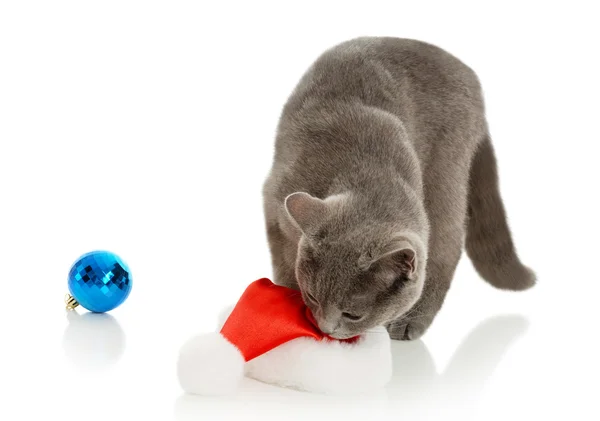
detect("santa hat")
(177, 278), (392, 395)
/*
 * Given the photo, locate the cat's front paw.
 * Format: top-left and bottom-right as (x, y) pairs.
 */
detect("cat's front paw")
(386, 317), (431, 341)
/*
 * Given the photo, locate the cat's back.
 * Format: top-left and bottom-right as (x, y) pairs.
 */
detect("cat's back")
(289, 37), (482, 107)
(284, 37), (484, 138)
(323, 37), (478, 80)
(281, 37), (485, 162)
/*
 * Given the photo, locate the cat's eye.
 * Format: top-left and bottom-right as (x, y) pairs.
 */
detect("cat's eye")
(342, 312), (363, 322)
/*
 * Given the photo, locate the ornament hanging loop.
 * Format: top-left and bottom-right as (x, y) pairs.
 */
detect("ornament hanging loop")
(65, 293), (80, 310)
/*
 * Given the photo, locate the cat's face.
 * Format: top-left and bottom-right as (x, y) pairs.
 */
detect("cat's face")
(285, 192), (425, 339)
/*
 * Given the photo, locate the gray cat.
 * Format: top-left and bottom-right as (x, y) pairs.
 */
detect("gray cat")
(262, 37), (535, 341)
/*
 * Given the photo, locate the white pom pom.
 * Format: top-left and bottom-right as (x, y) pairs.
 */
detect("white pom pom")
(177, 332), (245, 396)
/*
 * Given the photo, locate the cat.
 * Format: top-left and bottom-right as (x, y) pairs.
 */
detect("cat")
(262, 37), (535, 341)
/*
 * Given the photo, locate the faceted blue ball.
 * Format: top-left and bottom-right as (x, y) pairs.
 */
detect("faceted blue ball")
(68, 250), (132, 313)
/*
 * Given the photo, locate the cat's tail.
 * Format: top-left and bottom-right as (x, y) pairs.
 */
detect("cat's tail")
(465, 134), (536, 291)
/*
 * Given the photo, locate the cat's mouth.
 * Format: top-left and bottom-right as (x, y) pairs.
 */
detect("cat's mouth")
(326, 332), (361, 343)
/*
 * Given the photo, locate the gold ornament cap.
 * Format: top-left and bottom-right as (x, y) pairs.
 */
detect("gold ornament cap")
(65, 293), (80, 310)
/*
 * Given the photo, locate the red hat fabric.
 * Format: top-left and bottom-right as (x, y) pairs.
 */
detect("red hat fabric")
(177, 278), (388, 396)
(220, 278), (357, 361)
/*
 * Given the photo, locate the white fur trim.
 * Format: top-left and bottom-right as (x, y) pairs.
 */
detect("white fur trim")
(177, 332), (245, 396)
(213, 304), (392, 394)
(244, 326), (392, 394)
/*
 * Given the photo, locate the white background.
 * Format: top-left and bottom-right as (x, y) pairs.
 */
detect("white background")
(1, 1), (599, 420)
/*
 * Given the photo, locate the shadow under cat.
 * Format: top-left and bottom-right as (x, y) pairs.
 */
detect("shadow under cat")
(174, 315), (528, 421)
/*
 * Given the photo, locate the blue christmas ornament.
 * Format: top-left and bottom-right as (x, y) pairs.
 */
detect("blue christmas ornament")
(65, 250), (132, 313)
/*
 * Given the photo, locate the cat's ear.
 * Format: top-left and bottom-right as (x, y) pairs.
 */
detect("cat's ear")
(284, 192), (327, 233)
(362, 239), (417, 279)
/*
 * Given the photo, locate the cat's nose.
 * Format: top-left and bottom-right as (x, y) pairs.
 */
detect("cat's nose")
(317, 318), (337, 335)
(319, 326), (334, 335)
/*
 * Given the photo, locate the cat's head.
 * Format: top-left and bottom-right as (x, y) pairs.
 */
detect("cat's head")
(284, 191), (427, 339)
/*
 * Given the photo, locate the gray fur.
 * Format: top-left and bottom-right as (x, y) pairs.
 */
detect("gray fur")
(262, 37), (535, 341)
